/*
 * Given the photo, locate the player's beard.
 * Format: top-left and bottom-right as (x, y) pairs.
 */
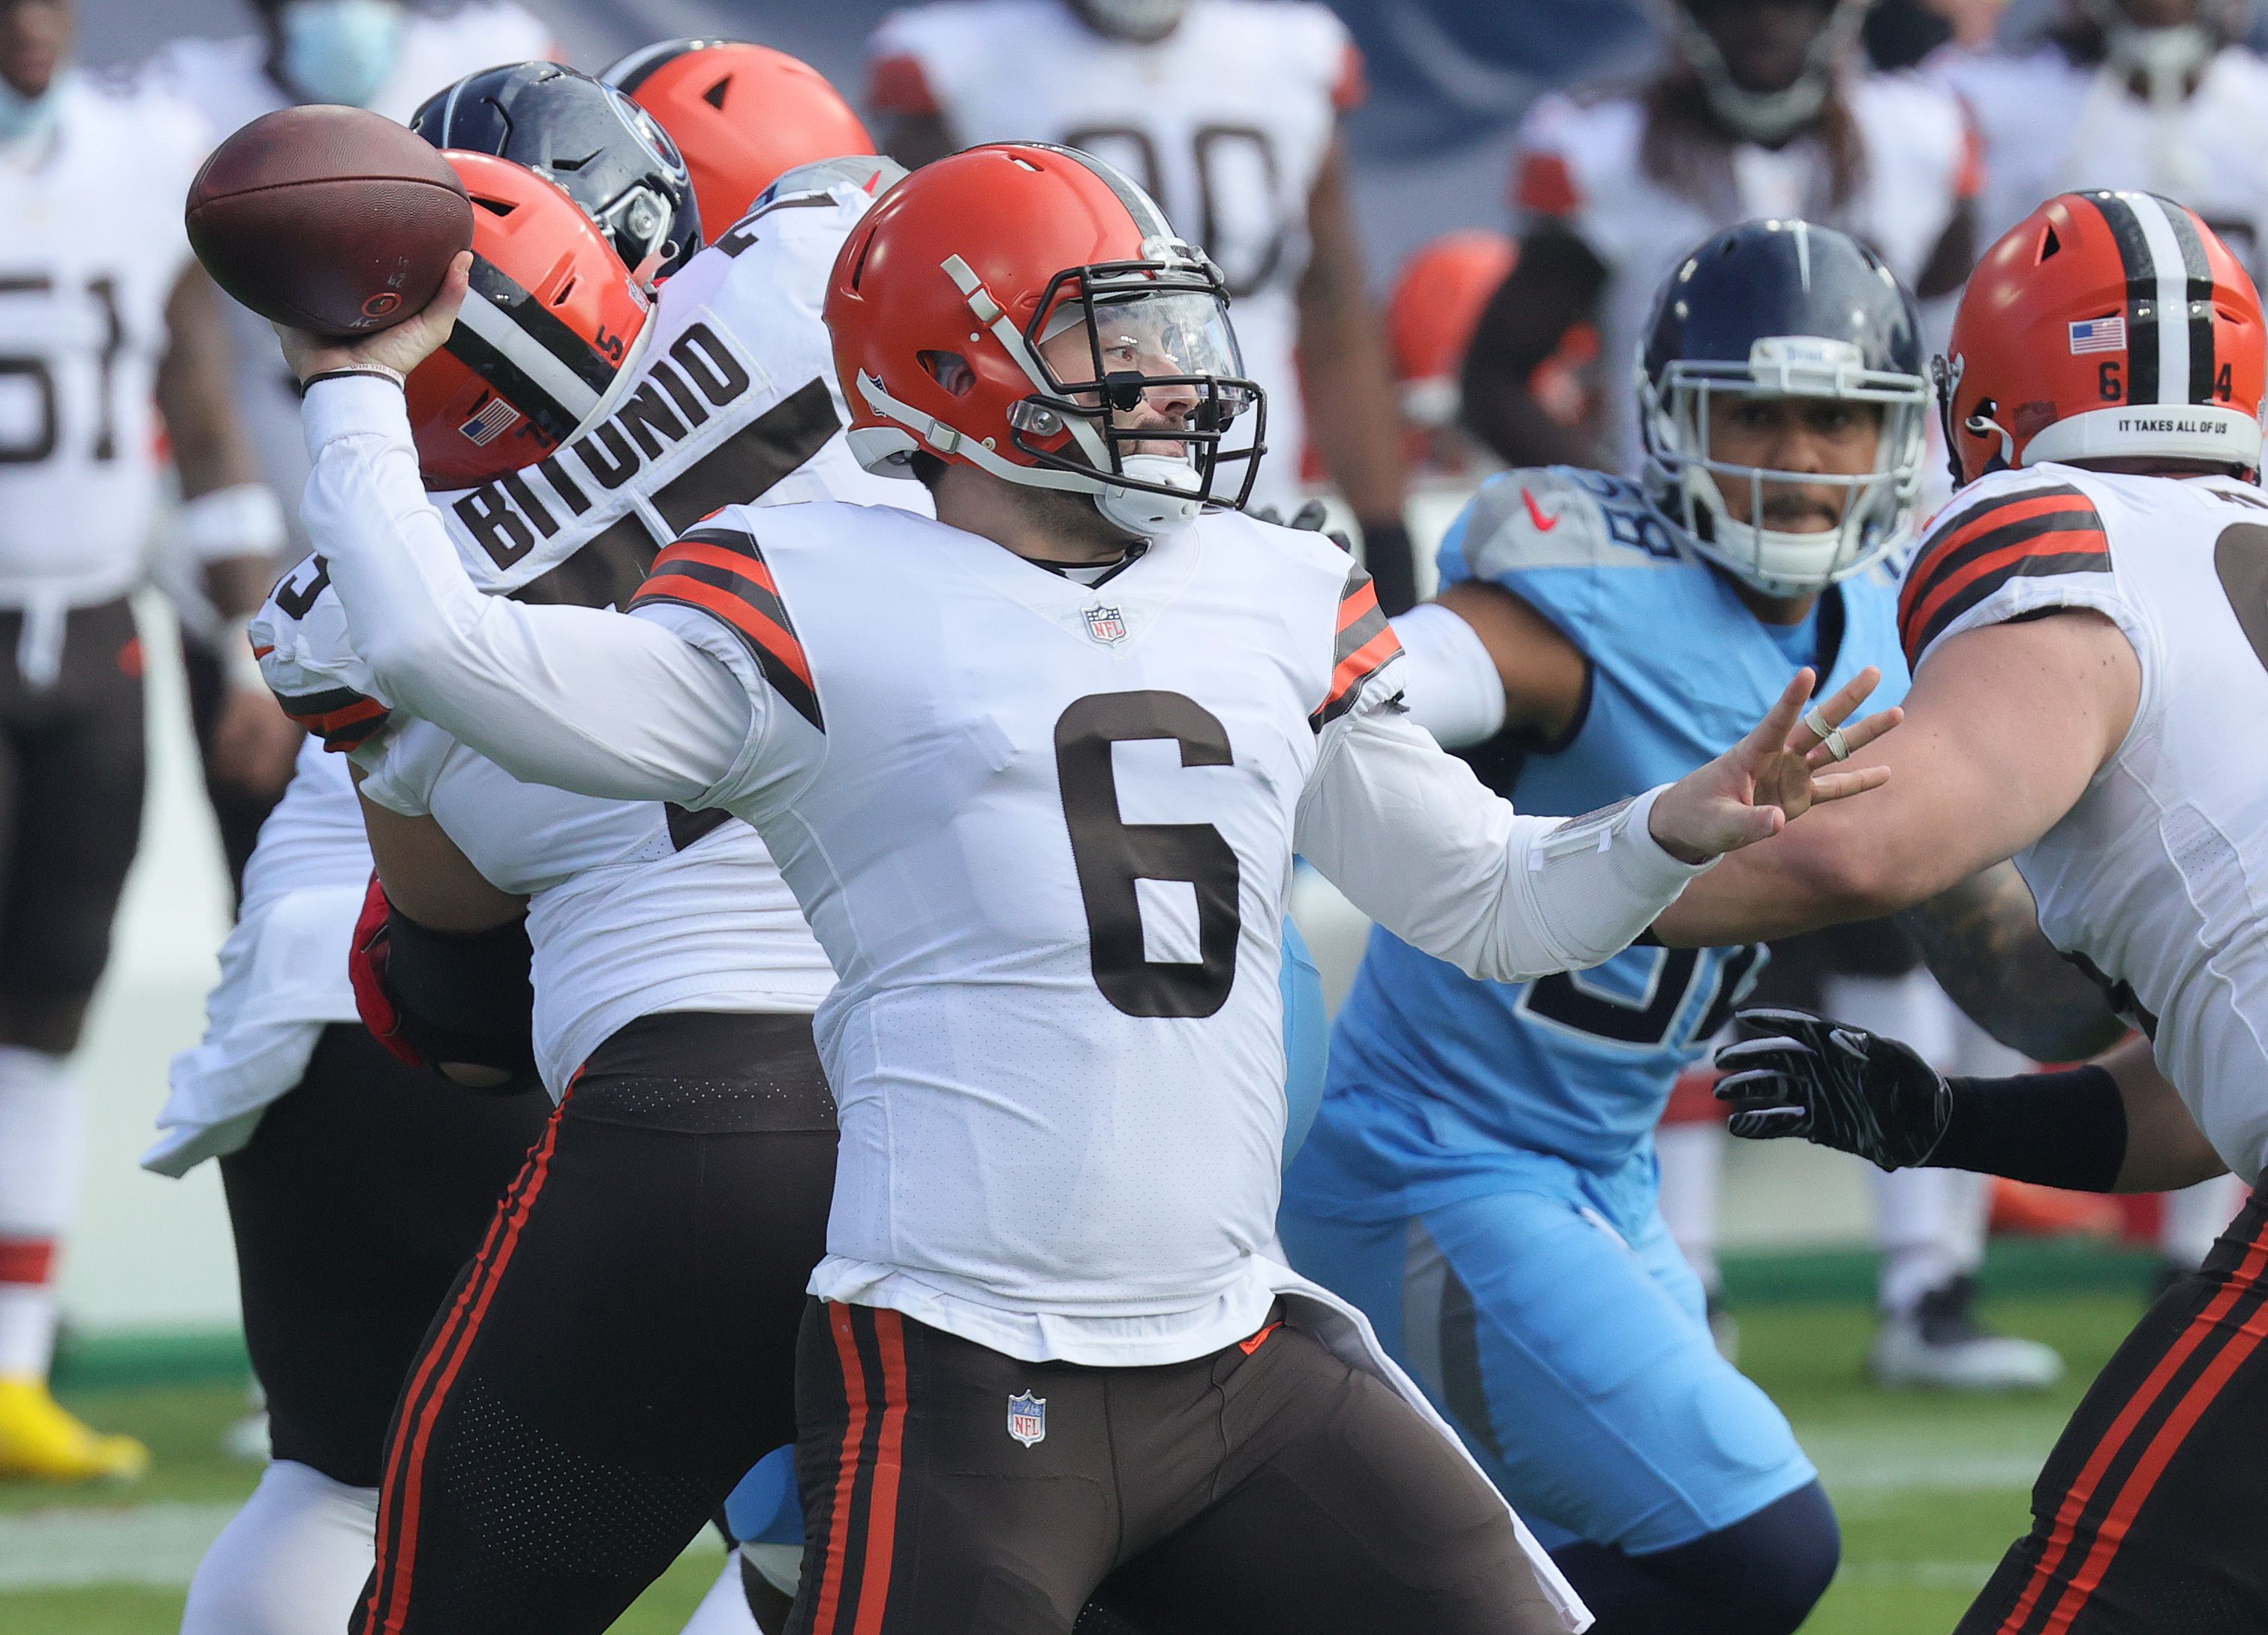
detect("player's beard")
(1008, 475), (1153, 558)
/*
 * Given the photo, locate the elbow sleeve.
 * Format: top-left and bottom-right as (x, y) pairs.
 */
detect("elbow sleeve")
(1389, 604), (1507, 749)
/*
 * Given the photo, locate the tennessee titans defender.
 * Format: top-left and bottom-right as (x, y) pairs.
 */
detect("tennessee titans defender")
(1280, 221), (1923, 1635)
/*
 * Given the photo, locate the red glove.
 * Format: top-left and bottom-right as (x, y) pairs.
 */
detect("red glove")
(347, 872), (423, 1068)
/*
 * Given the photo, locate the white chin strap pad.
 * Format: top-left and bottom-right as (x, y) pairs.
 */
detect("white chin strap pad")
(1093, 452), (1202, 537)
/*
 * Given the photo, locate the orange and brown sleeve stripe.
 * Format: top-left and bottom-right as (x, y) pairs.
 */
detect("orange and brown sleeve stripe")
(272, 682), (390, 753)
(1897, 483), (2109, 667)
(630, 524), (824, 733)
(1311, 563), (1403, 732)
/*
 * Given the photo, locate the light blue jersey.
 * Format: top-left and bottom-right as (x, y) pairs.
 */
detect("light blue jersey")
(1285, 466), (1911, 1224)
(1280, 466), (1909, 1554)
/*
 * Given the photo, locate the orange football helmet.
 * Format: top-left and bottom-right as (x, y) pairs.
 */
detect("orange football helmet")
(1388, 230), (1515, 426)
(407, 152), (652, 488)
(603, 40), (876, 237)
(1941, 189), (2266, 487)
(826, 143), (1263, 536)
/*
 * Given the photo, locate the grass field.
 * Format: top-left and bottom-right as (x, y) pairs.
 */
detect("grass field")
(0, 1279), (2149, 1633)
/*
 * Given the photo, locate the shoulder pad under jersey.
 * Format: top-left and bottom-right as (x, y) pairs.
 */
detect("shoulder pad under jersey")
(1449, 467), (1680, 587)
(438, 221), (853, 597)
(249, 555), (391, 753)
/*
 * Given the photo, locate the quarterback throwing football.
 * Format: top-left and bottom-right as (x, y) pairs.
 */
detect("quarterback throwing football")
(280, 145), (1891, 1634)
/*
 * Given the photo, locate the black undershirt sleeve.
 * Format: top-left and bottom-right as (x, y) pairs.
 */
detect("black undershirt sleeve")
(1458, 224), (1610, 470)
(1931, 1064), (2128, 1192)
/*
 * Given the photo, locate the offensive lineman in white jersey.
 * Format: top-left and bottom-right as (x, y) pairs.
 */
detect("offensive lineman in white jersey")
(1662, 188), (2268, 1633)
(168, 67), (705, 1635)
(281, 140), (1896, 1635)
(1930, 0), (2266, 1286)
(179, 56), (900, 1635)
(865, 0), (1421, 613)
(0, 0), (288, 1483)
(147, 0), (554, 887)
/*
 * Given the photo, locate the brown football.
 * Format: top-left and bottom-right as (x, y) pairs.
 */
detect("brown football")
(186, 105), (474, 338)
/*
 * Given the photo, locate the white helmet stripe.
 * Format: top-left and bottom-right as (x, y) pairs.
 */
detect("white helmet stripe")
(453, 284), (605, 425)
(2128, 193), (2193, 408)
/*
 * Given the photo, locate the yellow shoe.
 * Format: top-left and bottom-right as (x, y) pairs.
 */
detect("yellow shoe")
(0, 1376), (149, 1484)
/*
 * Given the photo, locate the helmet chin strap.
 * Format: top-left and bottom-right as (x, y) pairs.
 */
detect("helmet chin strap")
(1093, 453), (1202, 536)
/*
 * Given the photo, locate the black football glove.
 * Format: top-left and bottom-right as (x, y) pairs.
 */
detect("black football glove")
(1252, 500), (1354, 552)
(1713, 1007), (1953, 1172)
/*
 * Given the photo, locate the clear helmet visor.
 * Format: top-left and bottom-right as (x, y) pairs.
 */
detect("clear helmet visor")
(1038, 287), (1250, 400)
(1018, 281), (1265, 524)
(1641, 341), (1931, 596)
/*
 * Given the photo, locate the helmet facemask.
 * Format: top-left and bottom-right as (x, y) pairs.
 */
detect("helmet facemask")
(579, 95), (697, 282)
(1641, 336), (1930, 596)
(1008, 255), (1265, 536)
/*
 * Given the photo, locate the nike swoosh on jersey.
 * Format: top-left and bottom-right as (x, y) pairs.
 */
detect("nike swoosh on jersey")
(1522, 488), (1560, 532)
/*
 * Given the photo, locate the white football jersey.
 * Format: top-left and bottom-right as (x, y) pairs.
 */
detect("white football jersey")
(296, 362), (1712, 1375)
(1900, 464), (2268, 1183)
(251, 177), (904, 1091)
(1515, 71), (1975, 470)
(866, 0), (1363, 512)
(465, 493), (1686, 1369)
(437, 167), (912, 599)
(147, 740), (372, 1176)
(0, 74), (209, 606)
(1930, 44), (2268, 283)
(151, 2), (558, 555)
(356, 721), (835, 1093)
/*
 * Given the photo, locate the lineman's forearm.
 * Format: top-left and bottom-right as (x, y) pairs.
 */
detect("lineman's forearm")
(1924, 1038), (2219, 1195)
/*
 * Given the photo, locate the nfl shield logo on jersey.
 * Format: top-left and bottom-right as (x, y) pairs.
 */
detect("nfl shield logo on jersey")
(1082, 605), (1127, 645)
(1006, 1390), (1046, 1447)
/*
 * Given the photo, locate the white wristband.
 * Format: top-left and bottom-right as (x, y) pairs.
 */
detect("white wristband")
(175, 482), (288, 565)
(1521, 785), (1714, 971)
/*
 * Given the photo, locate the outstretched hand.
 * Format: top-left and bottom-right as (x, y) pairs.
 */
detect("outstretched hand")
(276, 249), (473, 386)
(1647, 666), (1902, 864)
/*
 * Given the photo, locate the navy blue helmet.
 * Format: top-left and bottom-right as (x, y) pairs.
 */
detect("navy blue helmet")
(1638, 218), (1931, 596)
(413, 62), (701, 282)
